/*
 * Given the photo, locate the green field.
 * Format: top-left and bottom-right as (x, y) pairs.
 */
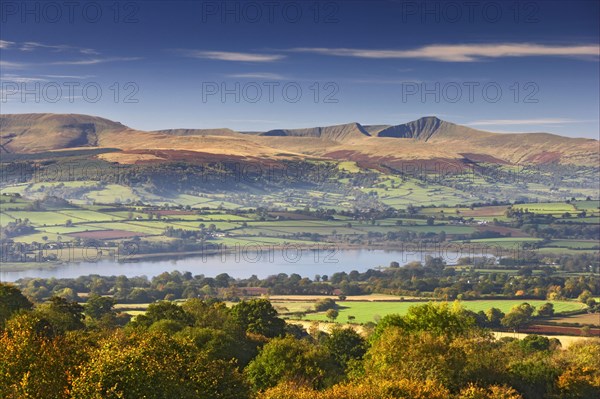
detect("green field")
(1, 192), (597, 268)
(548, 240), (600, 249)
(574, 200), (600, 212)
(302, 300), (586, 324)
(512, 202), (577, 215)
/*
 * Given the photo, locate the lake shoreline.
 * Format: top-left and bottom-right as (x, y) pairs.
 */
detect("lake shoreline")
(0, 247), (471, 282)
(0, 240), (521, 273)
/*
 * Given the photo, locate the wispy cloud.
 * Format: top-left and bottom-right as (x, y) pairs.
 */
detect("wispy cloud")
(0, 74), (48, 83)
(19, 41), (98, 55)
(290, 43), (600, 62)
(0, 60), (24, 69)
(0, 74), (98, 83)
(468, 118), (593, 126)
(50, 57), (141, 65)
(43, 74), (95, 79)
(227, 72), (288, 80)
(178, 50), (285, 62)
(0, 40), (15, 49)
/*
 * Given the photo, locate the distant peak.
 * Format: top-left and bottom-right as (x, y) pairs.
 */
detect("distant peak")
(418, 116), (442, 122)
(376, 116), (448, 141)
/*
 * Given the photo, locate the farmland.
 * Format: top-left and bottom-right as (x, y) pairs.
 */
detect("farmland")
(293, 299), (587, 324)
(1, 190), (598, 273)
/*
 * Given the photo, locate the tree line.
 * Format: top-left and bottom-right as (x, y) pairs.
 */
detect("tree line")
(1, 283), (599, 398)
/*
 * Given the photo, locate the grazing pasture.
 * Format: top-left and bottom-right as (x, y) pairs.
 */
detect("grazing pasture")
(301, 299), (586, 324)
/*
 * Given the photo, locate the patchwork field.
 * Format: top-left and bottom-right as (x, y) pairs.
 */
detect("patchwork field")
(1, 192), (597, 270)
(300, 300), (586, 324)
(67, 230), (149, 239)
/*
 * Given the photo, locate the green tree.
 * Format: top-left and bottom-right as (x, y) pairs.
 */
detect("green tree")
(70, 330), (249, 399)
(132, 300), (193, 329)
(537, 303), (554, 318)
(374, 302), (475, 340)
(0, 283), (33, 328)
(245, 336), (334, 391)
(324, 326), (366, 371)
(230, 299), (285, 338)
(314, 298), (337, 312)
(84, 294), (116, 320)
(35, 296), (85, 334)
(485, 307), (505, 328)
(501, 303), (535, 332)
(325, 309), (339, 322)
(578, 289), (593, 304)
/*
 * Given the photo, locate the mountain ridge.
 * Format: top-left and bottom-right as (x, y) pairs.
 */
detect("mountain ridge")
(0, 113), (597, 166)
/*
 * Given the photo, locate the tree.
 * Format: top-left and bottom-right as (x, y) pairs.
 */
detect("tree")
(578, 290), (593, 304)
(325, 309), (339, 322)
(537, 303), (554, 318)
(0, 283), (33, 327)
(0, 312), (82, 399)
(181, 298), (231, 330)
(520, 335), (551, 352)
(245, 336), (334, 391)
(324, 326), (366, 371)
(314, 298), (336, 312)
(259, 378), (450, 399)
(230, 299), (285, 338)
(365, 326), (468, 390)
(501, 303), (535, 332)
(486, 307), (505, 328)
(84, 295), (117, 328)
(70, 330), (249, 399)
(555, 341), (600, 398)
(36, 296), (85, 334)
(132, 300), (193, 329)
(456, 384), (523, 399)
(378, 302), (475, 339)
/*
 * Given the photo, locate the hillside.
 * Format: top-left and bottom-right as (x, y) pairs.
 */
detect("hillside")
(260, 122), (371, 142)
(0, 113), (597, 166)
(0, 113), (125, 153)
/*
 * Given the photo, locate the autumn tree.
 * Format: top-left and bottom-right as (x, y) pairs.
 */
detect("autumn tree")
(0, 313), (83, 399)
(70, 330), (249, 399)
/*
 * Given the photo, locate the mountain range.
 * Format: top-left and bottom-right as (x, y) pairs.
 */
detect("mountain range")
(0, 113), (598, 167)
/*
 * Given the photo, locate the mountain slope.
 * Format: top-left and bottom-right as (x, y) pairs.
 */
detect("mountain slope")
(0, 113), (125, 153)
(377, 116), (446, 140)
(0, 113), (597, 166)
(260, 122), (371, 142)
(152, 128), (240, 137)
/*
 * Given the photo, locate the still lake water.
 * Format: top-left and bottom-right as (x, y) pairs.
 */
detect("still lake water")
(0, 249), (468, 282)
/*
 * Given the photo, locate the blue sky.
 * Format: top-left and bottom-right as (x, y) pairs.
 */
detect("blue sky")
(1, 0), (599, 138)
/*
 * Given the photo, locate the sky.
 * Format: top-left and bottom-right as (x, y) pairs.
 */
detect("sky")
(0, 0), (599, 138)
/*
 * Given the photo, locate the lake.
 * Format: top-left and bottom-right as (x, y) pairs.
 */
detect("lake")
(0, 248), (469, 282)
